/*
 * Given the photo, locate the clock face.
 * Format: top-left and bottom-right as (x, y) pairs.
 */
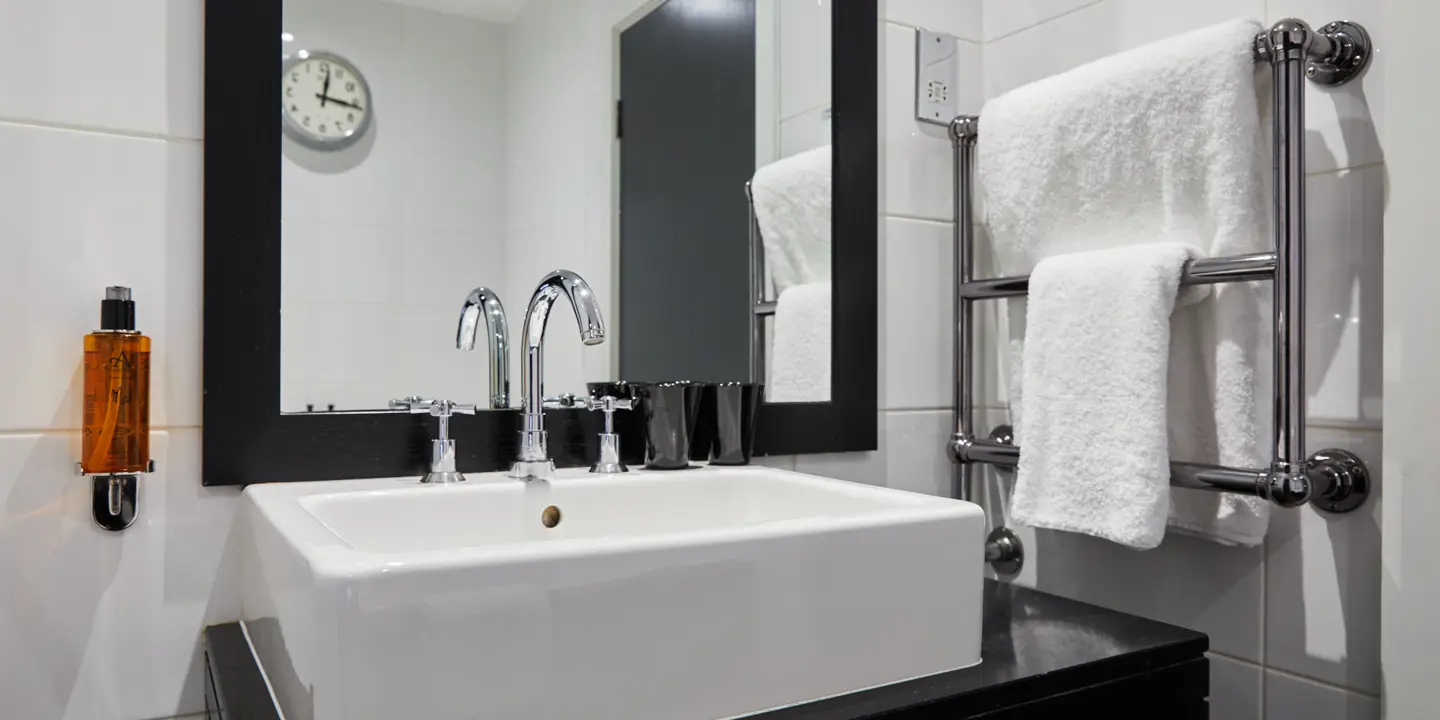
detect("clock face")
(281, 52), (372, 151)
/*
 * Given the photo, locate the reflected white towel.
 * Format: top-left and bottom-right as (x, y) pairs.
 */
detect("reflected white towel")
(768, 283), (831, 402)
(1012, 244), (1202, 549)
(751, 145), (832, 295)
(981, 18), (1272, 546)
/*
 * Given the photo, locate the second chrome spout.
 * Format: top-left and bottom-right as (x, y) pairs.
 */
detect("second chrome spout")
(456, 286), (511, 409)
(514, 270), (606, 479)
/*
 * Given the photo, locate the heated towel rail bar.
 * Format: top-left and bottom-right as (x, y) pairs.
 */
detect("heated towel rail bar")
(949, 19), (1375, 572)
(746, 182), (775, 383)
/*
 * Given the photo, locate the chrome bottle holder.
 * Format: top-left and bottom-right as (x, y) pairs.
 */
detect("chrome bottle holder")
(77, 460), (155, 532)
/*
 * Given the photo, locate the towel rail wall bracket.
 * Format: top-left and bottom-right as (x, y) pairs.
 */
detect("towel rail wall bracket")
(947, 19), (1374, 574)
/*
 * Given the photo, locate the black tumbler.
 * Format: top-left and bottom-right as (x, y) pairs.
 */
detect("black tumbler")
(637, 381), (703, 470)
(704, 383), (763, 465)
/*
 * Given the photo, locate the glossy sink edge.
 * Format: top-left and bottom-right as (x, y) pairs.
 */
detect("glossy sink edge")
(239, 466), (986, 720)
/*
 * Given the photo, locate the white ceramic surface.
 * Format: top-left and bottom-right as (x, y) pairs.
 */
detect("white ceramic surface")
(240, 466), (985, 720)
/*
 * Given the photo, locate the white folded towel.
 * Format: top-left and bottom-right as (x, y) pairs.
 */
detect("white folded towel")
(768, 283), (831, 402)
(1011, 243), (1202, 549)
(981, 18), (1272, 546)
(751, 145), (832, 295)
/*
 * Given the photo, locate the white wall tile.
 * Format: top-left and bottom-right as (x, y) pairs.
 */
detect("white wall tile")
(1267, 0), (1385, 174)
(0, 431), (241, 719)
(982, 1), (1111, 98)
(399, 11), (507, 155)
(282, 0), (510, 411)
(1264, 672), (1380, 719)
(281, 221), (405, 305)
(778, 0), (833, 120)
(982, 0), (1101, 43)
(882, 217), (953, 410)
(1265, 428), (1382, 694)
(1305, 167), (1383, 427)
(0, 0), (202, 139)
(796, 411), (954, 497)
(778, 106), (833, 158)
(1015, 525), (1265, 661)
(884, 24), (982, 221)
(886, 0), (983, 42)
(984, 0), (1264, 99)
(1209, 654), (1263, 720)
(0, 123), (201, 432)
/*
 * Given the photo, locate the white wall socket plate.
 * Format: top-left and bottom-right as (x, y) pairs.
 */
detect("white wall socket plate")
(915, 29), (959, 126)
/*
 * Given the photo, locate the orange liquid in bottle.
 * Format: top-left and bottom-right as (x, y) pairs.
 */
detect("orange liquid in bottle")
(81, 331), (151, 474)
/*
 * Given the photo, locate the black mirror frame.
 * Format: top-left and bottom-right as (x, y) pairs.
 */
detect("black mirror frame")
(202, 0), (878, 485)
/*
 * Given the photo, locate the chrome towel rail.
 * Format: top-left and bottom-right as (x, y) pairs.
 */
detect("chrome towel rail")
(950, 19), (1374, 572)
(747, 182), (774, 383)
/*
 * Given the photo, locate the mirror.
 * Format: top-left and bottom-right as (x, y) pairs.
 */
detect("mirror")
(277, 0), (834, 414)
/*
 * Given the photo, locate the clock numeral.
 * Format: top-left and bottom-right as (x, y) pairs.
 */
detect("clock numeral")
(336, 121), (345, 132)
(302, 116), (311, 127)
(291, 72), (299, 82)
(346, 81), (356, 92)
(347, 112), (355, 123)
(336, 69), (345, 78)
(285, 86), (293, 98)
(320, 62), (330, 73)
(319, 124), (327, 133)
(290, 104), (298, 112)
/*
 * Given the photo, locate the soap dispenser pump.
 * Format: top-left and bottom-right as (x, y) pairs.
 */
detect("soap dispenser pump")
(80, 286), (154, 531)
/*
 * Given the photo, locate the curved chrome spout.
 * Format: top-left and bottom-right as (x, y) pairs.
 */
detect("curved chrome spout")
(456, 286), (511, 409)
(513, 270), (606, 478)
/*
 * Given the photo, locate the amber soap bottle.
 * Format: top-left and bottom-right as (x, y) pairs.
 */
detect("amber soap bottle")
(81, 287), (151, 475)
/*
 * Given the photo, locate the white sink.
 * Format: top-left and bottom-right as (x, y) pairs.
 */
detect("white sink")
(239, 465), (985, 720)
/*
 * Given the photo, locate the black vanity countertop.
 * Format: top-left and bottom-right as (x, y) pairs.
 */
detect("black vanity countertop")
(205, 580), (1207, 720)
(747, 579), (1209, 719)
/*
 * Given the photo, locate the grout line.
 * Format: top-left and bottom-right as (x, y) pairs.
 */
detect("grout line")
(1305, 419), (1383, 433)
(984, 0), (1107, 45)
(0, 116), (201, 144)
(885, 212), (954, 226)
(881, 19), (984, 46)
(1308, 161), (1384, 178)
(1263, 665), (1382, 700)
(1208, 650), (1381, 701)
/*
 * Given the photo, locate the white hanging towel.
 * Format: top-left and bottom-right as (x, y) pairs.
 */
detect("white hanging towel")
(1011, 243), (1203, 549)
(980, 18), (1272, 546)
(768, 282), (831, 402)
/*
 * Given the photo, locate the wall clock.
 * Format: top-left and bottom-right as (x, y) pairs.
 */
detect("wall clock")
(281, 50), (373, 151)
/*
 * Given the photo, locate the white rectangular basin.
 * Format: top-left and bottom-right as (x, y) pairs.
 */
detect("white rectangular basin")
(239, 466), (985, 720)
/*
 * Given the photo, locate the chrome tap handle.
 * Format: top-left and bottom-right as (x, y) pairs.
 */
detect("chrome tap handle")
(542, 393), (584, 409)
(389, 396), (434, 411)
(390, 398), (476, 418)
(585, 396), (632, 473)
(388, 398), (474, 484)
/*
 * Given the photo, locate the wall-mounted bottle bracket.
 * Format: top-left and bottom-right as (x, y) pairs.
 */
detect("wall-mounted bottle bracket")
(76, 460), (156, 532)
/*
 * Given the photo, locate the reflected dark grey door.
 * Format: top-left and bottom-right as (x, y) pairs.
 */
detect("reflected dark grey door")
(619, 0), (755, 383)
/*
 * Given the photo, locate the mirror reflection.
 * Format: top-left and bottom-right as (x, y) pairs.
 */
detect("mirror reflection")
(279, 0), (834, 413)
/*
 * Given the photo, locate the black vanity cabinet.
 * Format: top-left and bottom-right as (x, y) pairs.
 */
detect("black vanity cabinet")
(204, 581), (1207, 719)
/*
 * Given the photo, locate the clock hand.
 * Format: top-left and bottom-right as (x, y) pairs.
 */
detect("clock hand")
(315, 94), (363, 110)
(321, 66), (331, 107)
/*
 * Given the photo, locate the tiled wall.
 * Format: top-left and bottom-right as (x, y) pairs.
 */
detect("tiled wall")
(280, 0), (510, 412)
(784, 1), (1383, 718)
(0, 1), (237, 717)
(0, 1), (1387, 719)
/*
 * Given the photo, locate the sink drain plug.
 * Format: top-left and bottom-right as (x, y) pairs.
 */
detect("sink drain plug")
(541, 505), (562, 528)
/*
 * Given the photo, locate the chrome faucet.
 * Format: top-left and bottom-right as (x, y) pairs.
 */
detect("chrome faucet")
(456, 286), (511, 409)
(512, 270), (606, 479)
